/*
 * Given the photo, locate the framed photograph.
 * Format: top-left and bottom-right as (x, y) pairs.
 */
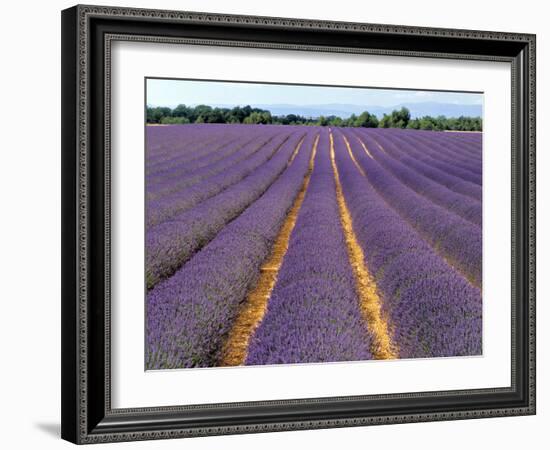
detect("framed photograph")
(61, 4), (536, 444)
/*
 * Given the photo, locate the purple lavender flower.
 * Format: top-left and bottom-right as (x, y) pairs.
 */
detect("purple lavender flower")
(146, 130), (319, 368)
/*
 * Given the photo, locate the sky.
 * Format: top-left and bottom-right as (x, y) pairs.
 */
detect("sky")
(146, 78), (482, 110)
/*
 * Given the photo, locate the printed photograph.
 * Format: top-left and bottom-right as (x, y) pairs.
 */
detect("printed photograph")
(144, 78), (483, 370)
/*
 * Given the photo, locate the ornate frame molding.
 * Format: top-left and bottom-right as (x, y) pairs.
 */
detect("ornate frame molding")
(61, 4), (536, 444)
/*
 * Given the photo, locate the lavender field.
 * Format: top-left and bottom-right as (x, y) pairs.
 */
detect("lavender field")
(145, 124), (482, 369)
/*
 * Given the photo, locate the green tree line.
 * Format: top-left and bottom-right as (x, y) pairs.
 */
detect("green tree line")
(147, 105), (482, 131)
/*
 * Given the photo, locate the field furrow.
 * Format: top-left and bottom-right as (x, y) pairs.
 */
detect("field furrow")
(245, 130), (373, 365)
(329, 132), (397, 360)
(146, 125), (242, 171)
(219, 134), (320, 367)
(145, 131), (317, 369)
(332, 131), (482, 358)
(146, 134), (254, 191)
(145, 119), (484, 367)
(376, 130), (481, 178)
(146, 132), (289, 228)
(353, 130), (482, 201)
(383, 128), (482, 171)
(368, 129), (482, 185)
(347, 131), (482, 226)
(417, 130), (482, 159)
(448, 132), (482, 150)
(342, 129), (482, 287)
(145, 130), (306, 290)
(147, 126), (286, 183)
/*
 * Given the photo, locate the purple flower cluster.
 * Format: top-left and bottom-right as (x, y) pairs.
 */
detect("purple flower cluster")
(449, 132), (482, 151)
(406, 129), (482, 161)
(360, 131), (481, 201)
(145, 130), (306, 289)
(245, 130), (373, 365)
(146, 132), (289, 228)
(145, 130), (319, 368)
(332, 130), (481, 358)
(390, 128), (482, 173)
(146, 124), (243, 172)
(147, 134), (250, 194)
(341, 129), (482, 287)
(370, 129), (481, 186)
(351, 129), (482, 226)
(147, 126), (284, 194)
(144, 123), (483, 366)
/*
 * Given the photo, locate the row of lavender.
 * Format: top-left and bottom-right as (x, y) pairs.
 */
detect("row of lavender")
(335, 130), (481, 357)
(146, 124), (246, 171)
(244, 130), (480, 362)
(145, 124), (482, 368)
(146, 130), (318, 368)
(245, 130), (373, 365)
(145, 125), (481, 290)
(145, 126), (303, 288)
(350, 129), (482, 286)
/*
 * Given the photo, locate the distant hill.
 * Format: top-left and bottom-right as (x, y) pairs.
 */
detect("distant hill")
(247, 102), (483, 119)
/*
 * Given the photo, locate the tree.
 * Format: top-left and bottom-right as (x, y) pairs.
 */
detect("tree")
(147, 106), (172, 123)
(172, 104), (190, 118)
(406, 119), (421, 130)
(192, 105), (213, 122)
(329, 116), (344, 127)
(391, 107), (411, 128)
(354, 111), (379, 128)
(243, 111), (272, 124)
(317, 115), (329, 126)
(286, 114), (299, 124)
(379, 114), (392, 128)
(145, 103), (481, 131)
(419, 117), (436, 130)
(203, 108), (224, 123)
(378, 107), (410, 128)
(160, 116), (190, 125)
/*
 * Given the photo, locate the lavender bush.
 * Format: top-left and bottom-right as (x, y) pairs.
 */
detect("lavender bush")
(144, 123), (483, 367)
(145, 130), (306, 289)
(369, 129), (481, 185)
(146, 130), (318, 368)
(245, 130), (373, 365)
(331, 130), (481, 357)
(342, 128), (482, 286)
(146, 132), (290, 228)
(351, 129), (482, 225)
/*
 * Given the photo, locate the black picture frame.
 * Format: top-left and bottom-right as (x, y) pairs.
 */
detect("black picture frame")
(61, 4), (536, 444)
